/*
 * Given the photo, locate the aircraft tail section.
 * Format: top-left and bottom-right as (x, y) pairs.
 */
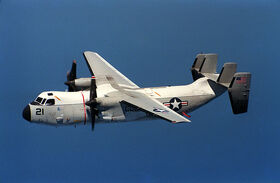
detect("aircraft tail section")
(228, 72), (251, 114)
(190, 53), (251, 114)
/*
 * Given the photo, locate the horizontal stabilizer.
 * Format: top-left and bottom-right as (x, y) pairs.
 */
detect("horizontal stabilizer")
(228, 72), (251, 114)
(217, 62), (237, 87)
(190, 53), (252, 114)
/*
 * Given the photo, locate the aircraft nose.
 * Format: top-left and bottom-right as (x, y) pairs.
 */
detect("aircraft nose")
(22, 105), (31, 122)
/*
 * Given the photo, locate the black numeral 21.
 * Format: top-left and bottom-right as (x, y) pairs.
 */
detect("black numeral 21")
(36, 108), (44, 115)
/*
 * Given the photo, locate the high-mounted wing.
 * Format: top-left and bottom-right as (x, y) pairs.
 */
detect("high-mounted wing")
(83, 51), (139, 88)
(84, 51), (190, 123)
(122, 90), (191, 123)
(105, 76), (190, 123)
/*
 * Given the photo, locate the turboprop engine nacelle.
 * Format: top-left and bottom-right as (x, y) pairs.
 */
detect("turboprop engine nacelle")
(73, 78), (91, 87)
(65, 78), (91, 90)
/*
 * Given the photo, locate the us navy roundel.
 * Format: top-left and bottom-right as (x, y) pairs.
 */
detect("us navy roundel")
(163, 97), (188, 112)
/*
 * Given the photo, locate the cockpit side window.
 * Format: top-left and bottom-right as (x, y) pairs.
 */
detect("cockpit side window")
(45, 99), (55, 106)
(35, 97), (43, 103)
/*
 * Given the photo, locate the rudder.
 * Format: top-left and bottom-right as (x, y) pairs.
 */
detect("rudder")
(228, 72), (251, 114)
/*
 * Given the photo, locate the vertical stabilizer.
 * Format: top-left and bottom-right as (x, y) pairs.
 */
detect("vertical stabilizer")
(191, 54), (218, 81)
(217, 62), (237, 87)
(199, 54), (218, 73)
(228, 72), (251, 114)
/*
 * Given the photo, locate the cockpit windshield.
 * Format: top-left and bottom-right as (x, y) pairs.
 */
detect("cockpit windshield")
(35, 97), (43, 103)
(31, 97), (55, 106)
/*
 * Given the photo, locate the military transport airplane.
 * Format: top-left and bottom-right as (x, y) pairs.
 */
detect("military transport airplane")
(22, 52), (251, 131)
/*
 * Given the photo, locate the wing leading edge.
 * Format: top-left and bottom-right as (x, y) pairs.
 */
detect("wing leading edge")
(83, 51), (139, 88)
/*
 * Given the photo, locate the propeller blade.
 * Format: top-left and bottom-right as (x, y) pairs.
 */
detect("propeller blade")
(91, 107), (96, 131)
(66, 60), (77, 92)
(90, 78), (97, 99)
(67, 71), (70, 81)
(69, 60), (77, 81)
(87, 77), (98, 131)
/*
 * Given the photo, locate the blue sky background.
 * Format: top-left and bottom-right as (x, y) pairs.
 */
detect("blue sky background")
(0, 0), (279, 182)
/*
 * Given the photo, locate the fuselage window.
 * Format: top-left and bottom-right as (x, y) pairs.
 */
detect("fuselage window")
(48, 93), (53, 96)
(45, 99), (55, 106)
(41, 98), (46, 104)
(35, 97), (43, 103)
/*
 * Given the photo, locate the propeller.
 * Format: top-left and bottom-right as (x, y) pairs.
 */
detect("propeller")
(86, 78), (98, 131)
(65, 60), (77, 92)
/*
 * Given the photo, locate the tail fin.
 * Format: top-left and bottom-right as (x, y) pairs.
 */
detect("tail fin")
(191, 54), (218, 81)
(190, 53), (251, 114)
(217, 63), (237, 87)
(228, 72), (251, 114)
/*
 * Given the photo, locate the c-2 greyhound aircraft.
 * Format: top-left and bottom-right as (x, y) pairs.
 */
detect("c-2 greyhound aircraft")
(23, 51), (251, 131)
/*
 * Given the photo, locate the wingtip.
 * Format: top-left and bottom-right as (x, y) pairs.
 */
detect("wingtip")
(84, 51), (98, 55)
(180, 117), (191, 123)
(172, 118), (191, 123)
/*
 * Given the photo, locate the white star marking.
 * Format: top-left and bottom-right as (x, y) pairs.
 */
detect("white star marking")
(171, 99), (180, 110)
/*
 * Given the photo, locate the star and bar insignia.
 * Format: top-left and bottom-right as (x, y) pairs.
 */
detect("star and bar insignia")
(163, 97), (188, 111)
